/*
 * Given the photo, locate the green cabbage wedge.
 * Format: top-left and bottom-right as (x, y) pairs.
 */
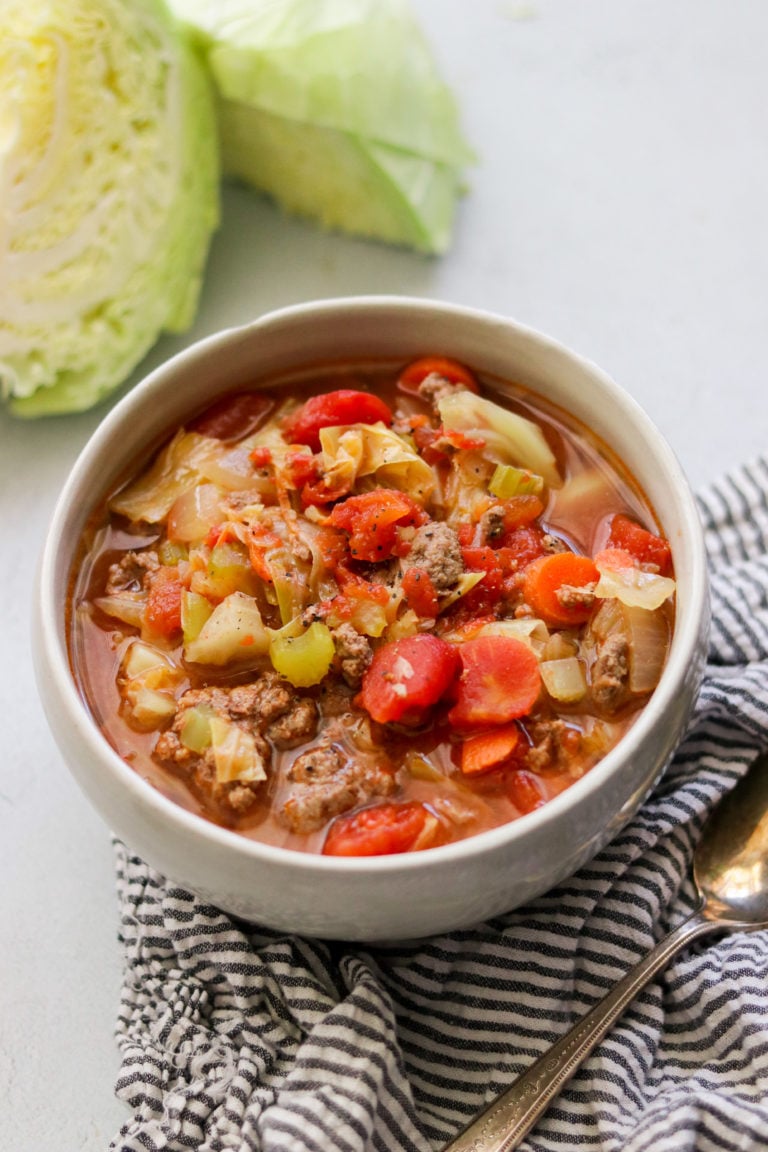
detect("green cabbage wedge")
(0, 0), (219, 416)
(170, 0), (474, 253)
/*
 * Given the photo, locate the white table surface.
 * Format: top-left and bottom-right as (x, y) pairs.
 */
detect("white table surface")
(3, 1), (767, 1146)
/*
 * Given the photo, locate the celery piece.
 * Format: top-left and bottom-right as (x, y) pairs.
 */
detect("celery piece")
(158, 539), (189, 566)
(209, 716), (266, 784)
(179, 705), (215, 753)
(488, 463), (544, 500)
(269, 622), (335, 688)
(181, 590), (214, 644)
(206, 540), (258, 599)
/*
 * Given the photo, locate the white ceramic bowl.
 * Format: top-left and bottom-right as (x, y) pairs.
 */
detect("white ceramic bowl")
(33, 297), (710, 940)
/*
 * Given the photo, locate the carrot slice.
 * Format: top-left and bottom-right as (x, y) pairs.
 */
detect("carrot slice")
(521, 552), (600, 627)
(460, 724), (520, 776)
(448, 635), (541, 728)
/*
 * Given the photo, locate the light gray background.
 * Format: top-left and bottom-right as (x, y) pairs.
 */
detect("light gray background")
(3, 2), (767, 1146)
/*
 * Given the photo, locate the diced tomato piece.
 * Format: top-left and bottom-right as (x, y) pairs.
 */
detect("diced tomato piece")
(145, 567), (183, 637)
(300, 479), (353, 507)
(449, 635), (541, 729)
(411, 423), (486, 465)
(497, 525), (548, 571)
(607, 514), (672, 575)
(322, 802), (433, 857)
(507, 770), (547, 815)
(521, 552), (600, 627)
(283, 449), (319, 488)
(281, 389), (393, 451)
(461, 546), (502, 583)
(397, 356), (479, 396)
(327, 490), (428, 564)
(402, 566), (439, 618)
(246, 525), (282, 582)
(449, 546), (504, 622)
(249, 445), (273, 469)
(189, 392), (273, 441)
(357, 634), (460, 724)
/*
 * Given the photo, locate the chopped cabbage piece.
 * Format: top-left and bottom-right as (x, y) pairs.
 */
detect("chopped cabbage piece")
(438, 392), (561, 489)
(540, 657), (588, 703)
(119, 640), (182, 728)
(110, 432), (219, 524)
(209, 716), (266, 784)
(184, 591), (270, 665)
(594, 551), (676, 610)
(478, 618), (550, 656)
(168, 0), (474, 253)
(0, 0), (219, 416)
(320, 423), (436, 503)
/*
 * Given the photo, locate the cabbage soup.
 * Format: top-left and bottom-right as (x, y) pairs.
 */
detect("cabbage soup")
(69, 356), (676, 856)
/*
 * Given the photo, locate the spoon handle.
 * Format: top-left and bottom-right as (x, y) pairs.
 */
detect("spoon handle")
(442, 910), (718, 1152)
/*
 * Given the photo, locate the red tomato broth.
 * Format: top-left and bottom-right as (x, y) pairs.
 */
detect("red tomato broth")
(68, 358), (675, 856)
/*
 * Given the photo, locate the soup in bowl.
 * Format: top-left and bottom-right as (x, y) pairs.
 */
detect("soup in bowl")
(34, 298), (709, 939)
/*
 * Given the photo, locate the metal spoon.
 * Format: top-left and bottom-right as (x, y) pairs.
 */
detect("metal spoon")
(443, 751), (768, 1152)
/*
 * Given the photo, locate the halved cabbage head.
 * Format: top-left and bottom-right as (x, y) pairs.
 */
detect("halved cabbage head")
(0, 0), (219, 416)
(169, 0), (474, 253)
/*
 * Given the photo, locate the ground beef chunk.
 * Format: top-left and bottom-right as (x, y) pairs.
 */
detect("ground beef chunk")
(226, 672), (319, 747)
(479, 505), (506, 543)
(332, 623), (373, 688)
(401, 521), (464, 592)
(524, 719), (576, 773)
(556, 582), (597, 611)
(417, 372), (467, 413)
(280, 741), (397, 834)
(105, 549), (159, 594)
(155, 673), (320, 813)
(591, 633), (630, 711)
(267, 699), (319, 748)
(317, 679), (356, 718)
(542, 534), (569, 554)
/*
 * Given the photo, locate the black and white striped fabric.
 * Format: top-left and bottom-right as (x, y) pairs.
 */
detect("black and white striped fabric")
(111, 457), (768, 1152)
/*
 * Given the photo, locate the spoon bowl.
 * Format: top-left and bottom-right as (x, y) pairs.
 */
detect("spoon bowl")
(444, 751), (768, 1152)
(696, 757), (768, 926)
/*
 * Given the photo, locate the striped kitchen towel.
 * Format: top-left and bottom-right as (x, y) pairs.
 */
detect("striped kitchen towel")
(111, 456), (768, 1152)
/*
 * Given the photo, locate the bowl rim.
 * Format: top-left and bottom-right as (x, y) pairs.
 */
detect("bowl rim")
(36, 294), (709, 878)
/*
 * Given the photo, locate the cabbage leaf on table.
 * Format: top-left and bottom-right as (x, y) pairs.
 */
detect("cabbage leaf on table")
(170, 0), (475, 254)
(0, 0), (219, 417)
